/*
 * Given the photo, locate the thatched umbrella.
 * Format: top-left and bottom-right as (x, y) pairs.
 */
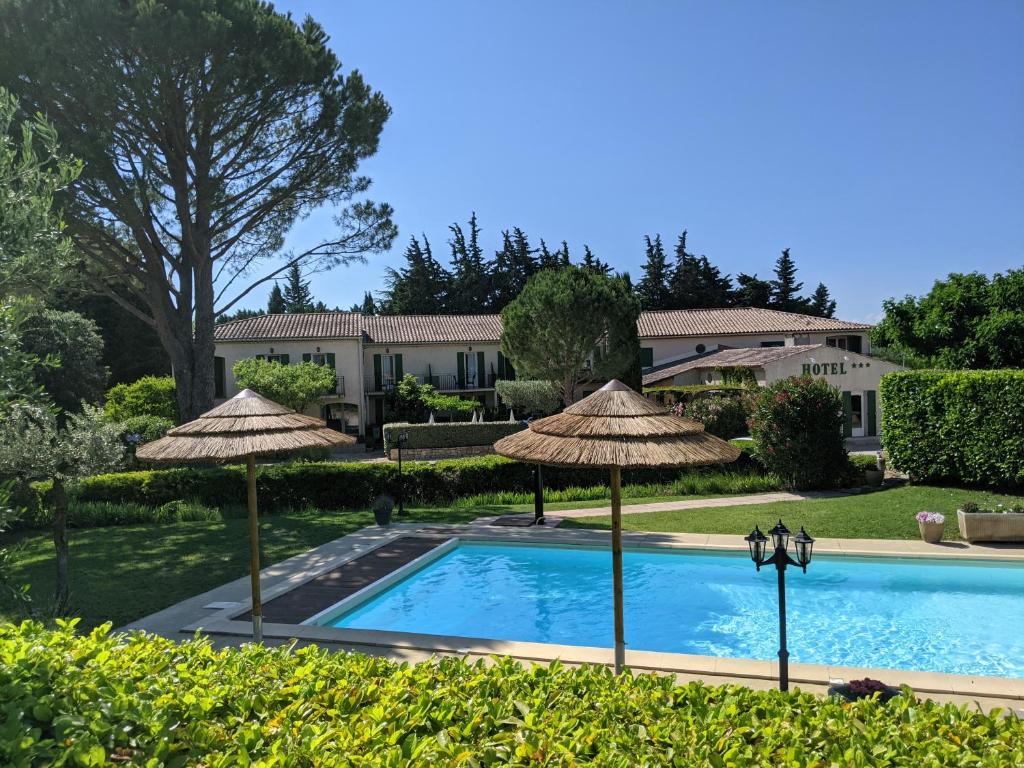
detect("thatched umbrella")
(136, 389), (354, 641)
(494, 379), (740, 673)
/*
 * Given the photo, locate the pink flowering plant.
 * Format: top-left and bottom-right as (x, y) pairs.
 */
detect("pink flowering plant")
(747, 376), (848, 489)
(915, 511), (945, 524)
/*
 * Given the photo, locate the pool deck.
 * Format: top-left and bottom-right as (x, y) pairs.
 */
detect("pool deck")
(122, 521), (1024, 714)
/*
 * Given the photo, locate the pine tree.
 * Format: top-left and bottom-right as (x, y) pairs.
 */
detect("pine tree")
(267, 283), (286, 313)
(447, 213), (490, 313)
(536, 239), (560, 271)
(380, 235), (449, 313)
(581, 245), (611, 275)
(282, 263), (315, 313)
(695, 255), (734, 307)
(809, 283), (837, 318)
(636, 235), (671, 310)
(734, 273), (773, 308)
(769, 248), (804, 312)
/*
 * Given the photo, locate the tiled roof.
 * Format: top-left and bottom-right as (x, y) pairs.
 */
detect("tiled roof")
(214, 313), (364, 341)
(215, 307), (869, 344)
(642, 344), (824, 386)
(362, 314), (502, 344)
(637, 308), (870, 338)
(214, 312), (502, 344)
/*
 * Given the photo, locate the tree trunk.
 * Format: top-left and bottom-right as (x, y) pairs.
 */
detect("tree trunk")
(49, 477), (70, 614)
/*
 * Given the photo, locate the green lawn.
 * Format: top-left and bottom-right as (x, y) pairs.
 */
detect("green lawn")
(0, 506), (481, 631)
(563, 485), (1024, 540)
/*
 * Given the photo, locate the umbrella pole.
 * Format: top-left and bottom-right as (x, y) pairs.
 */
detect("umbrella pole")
(610, 466), (625, 674)
(247, 454), (263, 643)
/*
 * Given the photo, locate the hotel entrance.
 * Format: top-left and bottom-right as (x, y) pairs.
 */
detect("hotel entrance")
(842, 389), (877, 438)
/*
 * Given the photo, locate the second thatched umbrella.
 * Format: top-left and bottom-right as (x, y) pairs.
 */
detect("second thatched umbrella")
(136, 389), (354, 641)
(494, 379), (741, 673)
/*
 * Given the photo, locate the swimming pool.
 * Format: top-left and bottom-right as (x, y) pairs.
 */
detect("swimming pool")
(317, 541), (1024, 679)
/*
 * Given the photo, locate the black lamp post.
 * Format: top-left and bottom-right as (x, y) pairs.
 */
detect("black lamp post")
(396, 431), (409, 516)
(744, 519), (815, 692)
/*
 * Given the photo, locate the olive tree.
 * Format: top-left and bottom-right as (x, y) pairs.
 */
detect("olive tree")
(0, 0), (396, 420)
(0, 404), (124, 610)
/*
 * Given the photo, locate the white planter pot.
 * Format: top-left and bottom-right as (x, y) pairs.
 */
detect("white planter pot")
(957, 509), (1024, 543)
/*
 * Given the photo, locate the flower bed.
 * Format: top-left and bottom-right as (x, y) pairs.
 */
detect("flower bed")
(2, 623), (1022, 766)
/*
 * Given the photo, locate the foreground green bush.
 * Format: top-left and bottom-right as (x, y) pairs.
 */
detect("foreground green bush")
(382, 421), (525, 453)
(881, 369), (1024, 486)
(69, 455), (764, 513)
(1, 623), (1020, 767)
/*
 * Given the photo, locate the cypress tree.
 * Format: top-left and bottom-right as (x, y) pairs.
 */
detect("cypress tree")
(266, 283), (286, 313)
(380, 235), (449, 313)
(734, 273), (773, 308)
(636, 235), (671, 310)
(447, 213), (490, 313)
(669, 230), (702, 308)
(809, 283), (837, 318)
(581, 245), (611, 275)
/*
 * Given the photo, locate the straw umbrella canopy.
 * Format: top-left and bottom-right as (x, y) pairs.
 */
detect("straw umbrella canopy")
(494, 379), (741, 673)
(136, 389), (354, 641)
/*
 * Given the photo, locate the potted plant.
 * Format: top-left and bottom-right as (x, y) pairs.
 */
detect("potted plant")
(863, 452), (885, 487)
(957, 501), (1024, 543)
(915, 511), (945, 544)
(828, 677), (902, 703)
(372, 494), (394, 528)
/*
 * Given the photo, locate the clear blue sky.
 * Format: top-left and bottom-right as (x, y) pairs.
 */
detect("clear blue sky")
(257, 0), (1023, 322)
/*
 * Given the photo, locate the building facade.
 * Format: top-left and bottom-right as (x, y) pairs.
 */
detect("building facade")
(213, 306), (898, 439)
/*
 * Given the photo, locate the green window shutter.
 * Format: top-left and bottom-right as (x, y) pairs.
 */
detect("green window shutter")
(373, 354), (382, 390)
(325, 353), (336, 369)
(640, 347), (654, 368)
(256, 354), (265, 361)
(866, 390), (878, 437)
(457, 352), (466, 389)
(477, 351), (485, 387)
(279, 354), (290, 365)
(847, 335), (863, 354)
(302, 353), (311, 363)
(214, 356), (225, 399)
(841, 390), (853, 438)
(394, 353), (404, 380)
(497, 351), (506, 380)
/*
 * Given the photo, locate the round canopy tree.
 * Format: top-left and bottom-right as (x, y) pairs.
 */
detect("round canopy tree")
(500, 266), (640, 405)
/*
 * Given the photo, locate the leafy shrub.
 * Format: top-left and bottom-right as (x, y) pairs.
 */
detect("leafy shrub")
(383, 421), (525, 453)
(71, 455), (770, 512)
(644, 383), (748, 406)
(232, 358), (337, 412)
(880, 369), (1024, 486)
(14, 498), (230, 529)
(673, 392), (753, 439)
(103, 376), (178, 423)
(494, 379), (561, 415)
(748, 376), (849, 490)
(2, 623), (1022, 767)
(118, 415), (173, 445)
(848, 454), (880, 472)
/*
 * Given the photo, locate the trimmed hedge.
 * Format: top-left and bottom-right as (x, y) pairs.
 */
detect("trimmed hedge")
(881, 370), (1024, 486)
(70, 455), (754, 511)
(382, 421), (525, 453)
(3, 623), (1022, 766)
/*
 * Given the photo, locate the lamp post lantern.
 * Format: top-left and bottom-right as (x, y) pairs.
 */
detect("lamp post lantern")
(744, 519), (815, 691)
(396, 431), (409, 516)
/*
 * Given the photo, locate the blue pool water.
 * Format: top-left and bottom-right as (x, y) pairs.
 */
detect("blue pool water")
(324, 542), (1024, 678)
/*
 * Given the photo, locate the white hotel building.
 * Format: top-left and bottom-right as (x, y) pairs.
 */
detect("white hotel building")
(213, 307), (901, 441)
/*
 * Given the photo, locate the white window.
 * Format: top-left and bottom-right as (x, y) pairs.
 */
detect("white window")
(381, 354), (396, 388)
(310, 353), (328, 365)
(465, 352), (478, 387)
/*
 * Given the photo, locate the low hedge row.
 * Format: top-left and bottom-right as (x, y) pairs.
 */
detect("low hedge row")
(382, 420), (525, 453)
(66, 454), (757, 512)
(881, 369), (1024, 486)
(2, 623), (1021, 766)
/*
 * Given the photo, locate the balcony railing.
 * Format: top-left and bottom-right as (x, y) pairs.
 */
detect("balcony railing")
(364, 372), (499, 393)
(319, 375), (345, 396)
